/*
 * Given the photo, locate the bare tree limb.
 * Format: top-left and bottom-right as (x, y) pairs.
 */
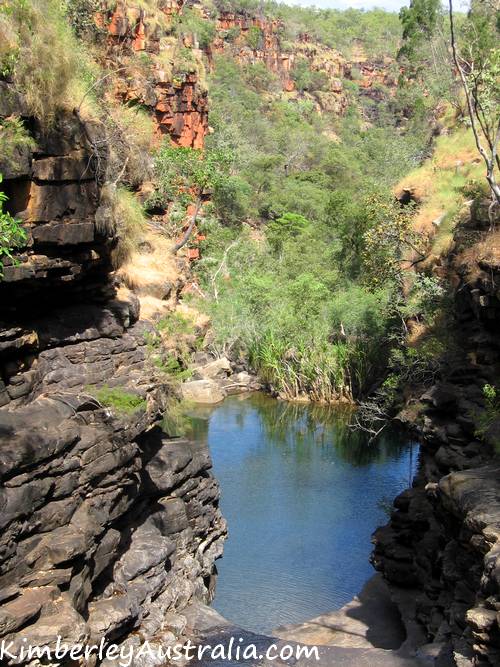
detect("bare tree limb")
(448, 0), (500, 205)
(173, 198), (202, 253)
(211, 239), (239, 301)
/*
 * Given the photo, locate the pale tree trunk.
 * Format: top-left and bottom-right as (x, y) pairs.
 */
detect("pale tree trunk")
(448, 0), (500, 209)
(173, 197), (202, 254)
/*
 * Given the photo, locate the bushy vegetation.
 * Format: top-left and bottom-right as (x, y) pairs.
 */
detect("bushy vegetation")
(210, 1), (401, 59)
(64, 0), (103, 40)
(279, 6), (402, 60)
(96, 185), (148, 268)
(149, 144), (232, 251)
(1, 0), (496, 416)
(0, 117), (35, 166)
(145, 312), (198, 382)
(92, 386), (147, 415)
(178, 24), (444, 402)
(474, 384), (500, 452)
(0, 174), (26, 278)
(157, 312), (196, 338)
(176, 7), (217, 49)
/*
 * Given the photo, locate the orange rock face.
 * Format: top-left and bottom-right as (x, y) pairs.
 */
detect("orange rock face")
(103, 2), (208, 149)
(345, 51), (397, 92)
(154, 75), (208, 149)
(210, 12), (351, 112)
(212, 12), (294, 91)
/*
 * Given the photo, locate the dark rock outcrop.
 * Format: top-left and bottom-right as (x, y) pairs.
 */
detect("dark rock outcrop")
(373, 202), (500, 666)
(0, 99), (226, 663)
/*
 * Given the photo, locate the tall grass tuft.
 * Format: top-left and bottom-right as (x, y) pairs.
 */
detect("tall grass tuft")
(0, 0), (97, 126)
(248, 332), (367, 403)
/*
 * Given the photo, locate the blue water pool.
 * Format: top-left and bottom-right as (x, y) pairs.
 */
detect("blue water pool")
(187, 393), (418, 634)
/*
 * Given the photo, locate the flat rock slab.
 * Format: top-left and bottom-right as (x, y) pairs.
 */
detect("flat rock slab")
(274, 574), (406, 650)
(183, 602), (422, 667)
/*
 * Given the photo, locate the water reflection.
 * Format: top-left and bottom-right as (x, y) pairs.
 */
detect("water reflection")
(186, 393), (418, 634)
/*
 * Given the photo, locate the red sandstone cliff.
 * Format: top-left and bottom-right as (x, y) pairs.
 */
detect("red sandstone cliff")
(103, 0), (208, 149)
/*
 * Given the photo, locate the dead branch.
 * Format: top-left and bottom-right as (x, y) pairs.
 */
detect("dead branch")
(448, 0), (500, 205)
(173, 198), (202, 254)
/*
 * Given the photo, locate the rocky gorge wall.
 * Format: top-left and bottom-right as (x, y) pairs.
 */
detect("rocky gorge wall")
(105, 0), (209, 148)
(373, 201), (500, 666)
(0, 89), (226, 663)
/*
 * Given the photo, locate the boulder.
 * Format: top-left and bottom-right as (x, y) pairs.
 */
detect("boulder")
(192, 356), (232, 380)
(0, 587), (58, 637)
(113, 524), (175, 583)
(181, 379), (225, 404)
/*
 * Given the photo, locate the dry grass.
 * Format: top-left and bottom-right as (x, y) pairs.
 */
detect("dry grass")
(175, 303), (210, 331)
(107, 103), (156, 186)
(138, 295), (171, 320)
(396, 128), (485, 251)
(96, 185), (148, 267)
(1, 0), (98, 126)
(116, 229), (186, 320)
(117, 231), (177, 294)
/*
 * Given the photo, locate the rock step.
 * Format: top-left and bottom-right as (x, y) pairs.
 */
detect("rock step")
(183, 601), (422, 667)
(273, 575), (406, 650)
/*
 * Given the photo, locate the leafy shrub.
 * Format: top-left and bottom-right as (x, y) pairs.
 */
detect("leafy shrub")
(155, 356), (193, 381)
(402, 274), (447, 323)
(225, 26), (241, 43)
(214, 0), (259, 16)
(146, 316), (196, 383)
(64, 0), (103, 40)
(474, 384), (500, 451)
(177, 7), (216, 49)
(173, 47), (197, 77)
(243, 62), (280, 93)
(157, 312), (195, 337)
(361, 193), (420, 287)
(0, 117), (35, 166)
(0, 174), (27, 278)
(246, 26), (264, 50)
(212, 175), (252, 225)
(92, 386), (146, 415)
(291, 58), (329, 93)
(461, 178), (491, 200)
(266, 212), (310, 254)
(387, 336), (444, 388)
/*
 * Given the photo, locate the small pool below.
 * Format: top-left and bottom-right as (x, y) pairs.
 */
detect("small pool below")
(187, 393), (418, 634)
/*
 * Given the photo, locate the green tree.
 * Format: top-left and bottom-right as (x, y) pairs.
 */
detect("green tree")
(246, 26), (264, 50)
(0, 174), (27, 278)
(266, 212), (310, 254)
(361, 193), (422, 288)
(152, 145), (232, 252)
(177, 7), (216, 50)
(399, 0), (441, 61)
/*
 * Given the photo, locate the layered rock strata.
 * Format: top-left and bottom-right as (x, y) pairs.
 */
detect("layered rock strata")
(0, 99), (226, 662)
(373, 201), (500, 666)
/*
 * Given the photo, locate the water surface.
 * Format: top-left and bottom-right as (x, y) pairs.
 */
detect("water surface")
(187, 393), (418, 634)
